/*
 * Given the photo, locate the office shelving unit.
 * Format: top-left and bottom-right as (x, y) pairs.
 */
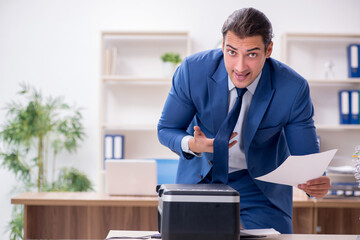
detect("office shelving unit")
(281, 33), (360, 200)
(99, 31), (191, 192)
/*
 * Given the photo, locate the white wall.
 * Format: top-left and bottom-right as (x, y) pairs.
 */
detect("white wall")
(0, 0), (359, 238)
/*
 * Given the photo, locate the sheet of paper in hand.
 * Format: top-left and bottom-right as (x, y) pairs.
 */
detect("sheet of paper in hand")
(255, 149), (338, 186)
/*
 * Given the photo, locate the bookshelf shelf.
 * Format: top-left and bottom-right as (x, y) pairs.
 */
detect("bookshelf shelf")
(99, 31), (190, 192)
(102, 124), (157, 131)
(308, 79), (360, 84)
(103, 31), (190, 39)
(326, 173), (355, 178)
(316, 124), (360, 130)
(102, 76), (172, 85)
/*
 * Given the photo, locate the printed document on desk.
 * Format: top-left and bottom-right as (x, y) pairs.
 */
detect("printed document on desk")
(241, 228), (280, 236)
(106, 230), (159, 239)
(255, 149), (337, 186)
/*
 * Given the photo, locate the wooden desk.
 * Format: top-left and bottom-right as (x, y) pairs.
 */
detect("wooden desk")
(314, 198), (360, 234)
(263, 236), (359, 240)
(12, 192), (360, 239)
(11, 192), (158, 239)
(107, 230), (360, 240)
(292, 198), (360, 234)
(292, 199), (315, 234)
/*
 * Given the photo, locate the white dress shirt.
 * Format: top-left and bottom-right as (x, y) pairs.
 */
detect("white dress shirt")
(181, 72), (261, 173)
(227, 72), (261, 172)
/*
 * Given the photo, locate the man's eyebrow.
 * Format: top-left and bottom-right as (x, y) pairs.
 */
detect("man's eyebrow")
(247, 47), (261, 52)
(225, 45), (261, 52)
(226, 44), (237, 51)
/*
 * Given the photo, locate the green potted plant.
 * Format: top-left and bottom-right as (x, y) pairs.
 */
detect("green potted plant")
(160, 52), (182, 77)
(0, 83), (93, 240)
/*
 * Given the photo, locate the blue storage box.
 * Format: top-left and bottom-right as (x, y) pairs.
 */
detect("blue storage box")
(155, 159), (179, 185)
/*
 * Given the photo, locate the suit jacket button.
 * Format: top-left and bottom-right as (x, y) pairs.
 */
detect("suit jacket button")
(198, 174), (203, 179)
(207, 160), (213, 166)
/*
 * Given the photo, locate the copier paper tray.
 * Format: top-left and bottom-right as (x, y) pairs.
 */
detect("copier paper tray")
(157, 184), (240, 240)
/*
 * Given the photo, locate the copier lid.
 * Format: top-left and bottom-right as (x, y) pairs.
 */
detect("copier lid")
(158, 184), (240, 203)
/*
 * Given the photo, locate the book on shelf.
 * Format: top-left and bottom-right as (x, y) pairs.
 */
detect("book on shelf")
(338, 89), (360, 124)
(339, 90), (350, 124)
(350, 90), (359, 124)
(104, 135), (113, 159)
(104, 134), (124, 167)
(348, 44), (360, 78)
(104, 47), (117, 75)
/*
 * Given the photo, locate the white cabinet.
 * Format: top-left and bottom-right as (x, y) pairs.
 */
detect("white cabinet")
(281, 33), (360, 167)
(99, 32), (191, 191)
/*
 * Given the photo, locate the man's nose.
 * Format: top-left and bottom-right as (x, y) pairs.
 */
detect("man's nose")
(234, 56), (246, 72)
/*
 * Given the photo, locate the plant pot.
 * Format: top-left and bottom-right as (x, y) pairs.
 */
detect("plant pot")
(162, 62), (176, 77)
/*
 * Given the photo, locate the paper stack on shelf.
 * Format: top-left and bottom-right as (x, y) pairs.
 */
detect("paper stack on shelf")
(326, 182), (360, 198)
(326, 165), (360, 198)
(327, 165), (355, 174)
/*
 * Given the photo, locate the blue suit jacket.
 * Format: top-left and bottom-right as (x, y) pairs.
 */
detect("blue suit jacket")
(157, 48), (319, 218)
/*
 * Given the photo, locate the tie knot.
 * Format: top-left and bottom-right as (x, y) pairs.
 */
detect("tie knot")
(236, 88), (247, 97)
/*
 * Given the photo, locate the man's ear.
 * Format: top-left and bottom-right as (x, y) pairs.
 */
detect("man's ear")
(222, 39), (225, 52)
(266, 41), (273, 58)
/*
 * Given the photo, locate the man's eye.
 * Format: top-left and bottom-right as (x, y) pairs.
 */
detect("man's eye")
(227, 50), (236, 56)
(249, 53), (257, 58)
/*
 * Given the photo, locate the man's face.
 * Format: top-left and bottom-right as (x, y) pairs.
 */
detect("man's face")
(222, 31), (273, 89)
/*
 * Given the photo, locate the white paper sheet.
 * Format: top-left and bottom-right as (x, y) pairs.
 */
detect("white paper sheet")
(106, 230), (159, 239)
(241, 228), (280, 235)
(255, 149), (337, 186)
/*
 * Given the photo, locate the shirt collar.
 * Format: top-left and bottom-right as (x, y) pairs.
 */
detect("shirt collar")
(228, 71), (262, 95)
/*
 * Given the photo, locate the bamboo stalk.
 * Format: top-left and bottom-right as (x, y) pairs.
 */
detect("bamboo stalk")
(37, 134), (44, 191)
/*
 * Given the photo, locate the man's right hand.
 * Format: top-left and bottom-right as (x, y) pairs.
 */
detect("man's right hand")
(188, 126), (238, 153)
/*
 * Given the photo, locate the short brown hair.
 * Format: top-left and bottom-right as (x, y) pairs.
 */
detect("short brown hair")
(222, 8), (273, 49)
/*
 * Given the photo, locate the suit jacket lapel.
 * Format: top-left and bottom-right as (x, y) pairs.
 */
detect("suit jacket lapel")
(208, 58), (228, 135)
(244, 60), (275, 154)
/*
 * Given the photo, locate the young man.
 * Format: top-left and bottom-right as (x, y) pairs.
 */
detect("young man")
(157, 8), (330, 233)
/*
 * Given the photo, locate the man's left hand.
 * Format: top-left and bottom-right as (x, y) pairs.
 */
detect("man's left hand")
(298, 176), (331, 198)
